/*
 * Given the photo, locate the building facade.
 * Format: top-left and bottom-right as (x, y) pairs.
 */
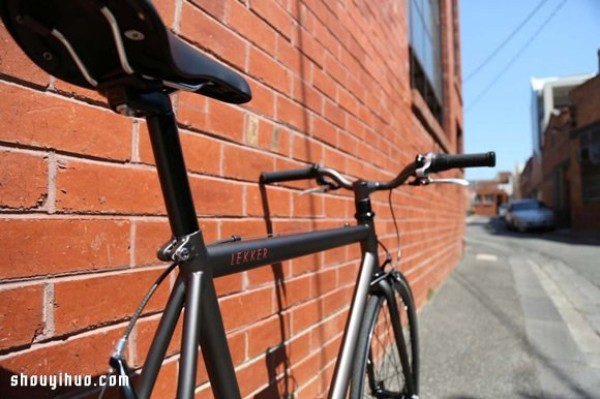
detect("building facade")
(536, 70), (600, 231)
(0, 1), (465, 397)
(469, 172), (510, 216)
(564, 74), (600, 230)
(531, 74), (593, 155)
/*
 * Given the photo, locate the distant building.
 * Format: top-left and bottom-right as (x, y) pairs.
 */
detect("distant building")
(469, 172), (511, 216)
(527, 74), (593, 201)
(541, 107), (572, 226)
(534, 60), (600, 231)
(519, 154), (543, 200)
(531, 74), (593, 154)
(565, 73), (600, 230)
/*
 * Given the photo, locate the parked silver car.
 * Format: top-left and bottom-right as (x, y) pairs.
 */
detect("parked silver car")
(505, 199), (555, 232)
(498, 203), (508, 219)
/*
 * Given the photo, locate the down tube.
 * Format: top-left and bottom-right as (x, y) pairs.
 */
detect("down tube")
(328, 251), (377, 399)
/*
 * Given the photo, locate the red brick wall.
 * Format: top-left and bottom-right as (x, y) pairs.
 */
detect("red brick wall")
(569, 75), (600, 231)
(0, 0), (464, 397)
(541, 109), (571, 211)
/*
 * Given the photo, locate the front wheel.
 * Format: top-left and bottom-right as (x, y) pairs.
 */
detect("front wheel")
(350, 272), (419, 399)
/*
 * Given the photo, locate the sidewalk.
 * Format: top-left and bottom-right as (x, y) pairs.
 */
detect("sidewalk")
(418, 231), (600, 398)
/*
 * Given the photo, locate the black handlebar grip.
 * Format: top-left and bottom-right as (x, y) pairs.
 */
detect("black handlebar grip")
(260, 165), (319, 184)
(428, 152), (496, 173)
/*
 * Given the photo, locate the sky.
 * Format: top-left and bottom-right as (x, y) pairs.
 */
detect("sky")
(460, 0), (600, 180)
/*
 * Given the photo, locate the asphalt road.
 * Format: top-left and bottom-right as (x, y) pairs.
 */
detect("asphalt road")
(418, 216), (600, 398)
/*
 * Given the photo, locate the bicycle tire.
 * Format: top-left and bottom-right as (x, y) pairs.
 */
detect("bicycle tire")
(349, 271), (419, 398)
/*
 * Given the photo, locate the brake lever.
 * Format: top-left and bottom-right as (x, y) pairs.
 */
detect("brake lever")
(298, 177), (340, 196)
(409, 177), (470, 186)
(429, 178), (470, 186)
(299, 186), (330, 196)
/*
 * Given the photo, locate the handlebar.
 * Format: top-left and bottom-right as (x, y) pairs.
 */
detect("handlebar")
(260, 164), (355, 190)
(259, 165), (321, 184)
(260, 151), (496, 192)
(426, 152), (496, 174)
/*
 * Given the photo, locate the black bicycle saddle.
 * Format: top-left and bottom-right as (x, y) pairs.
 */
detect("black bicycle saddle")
(0, 0), (252, 104)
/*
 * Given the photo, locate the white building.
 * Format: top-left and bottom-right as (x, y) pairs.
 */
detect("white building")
(530, 74), (593, 154)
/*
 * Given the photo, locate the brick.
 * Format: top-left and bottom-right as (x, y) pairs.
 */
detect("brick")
(149, 359), (178, 399)
(244, 81), (275, 117)
(0, 83), (131, 160)
(0, 326), (123, 377)
(219, 286), (274, 332)
(235, 357), (270, 398)
(0, 219), (130, 279)
(51, 79), (107, 105)
(260, 120), (292, 156)
(277, 38), (302, 73)
(191, 176), (244, 217)
(290, 134), (324, 163)
(207, 100), (246, 142)
(133, 219), (172, 265)
(214, 273), (244, 297)
(56, 160), (163, 214)
(228, 0), (277, 54)
(280, 274), (313, 309)
(322, 149), (347, 177)
(289, 347), (325, 391)
(180, 2), (247, 71)
(133, 315), (183, 368)
(337, 86), (359, 117)
(276, 95), (308, 132)
(0, 285), (44, 350)
(246, 261), (292, 288)
(219, 219), (268, 240)
(0, 151), (47, 210)
(250, 0), (293, 40)
(188, 0), (226, 20)
(323, 99), (346, 129)
(249, 47), (291, 95)
(222, 144), (275, 181)
(312, 16), (339, 58)
(290, 297), (321, 334)
(245, 183), (291, 218)
(176, 91), (210, 132)
(310, 115), (337, 147)
(53, 268), (171, 335)
(308, 306), (350, 346)
(247, 314), (290, 359)
(311, 66), (336, 100)
(292, 78), (323, 114)
(292, 193), (324, 218)
(138, 124), (223, 177)
(297, 28), (325, 67)
(0, 25), (48, 86)
(152, 0), (177, 27)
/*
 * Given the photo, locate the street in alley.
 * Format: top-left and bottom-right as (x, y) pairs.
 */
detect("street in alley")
(419, 216), (600, 398)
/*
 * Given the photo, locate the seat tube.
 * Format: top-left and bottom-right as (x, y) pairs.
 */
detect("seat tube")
(139, 91), (200, 237)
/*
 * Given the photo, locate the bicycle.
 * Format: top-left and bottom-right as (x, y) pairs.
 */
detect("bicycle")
(0, 1), (495, 398)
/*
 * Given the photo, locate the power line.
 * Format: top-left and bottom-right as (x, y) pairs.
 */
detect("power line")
(466, 0), (568, 111)
(465, 0), (549, 83)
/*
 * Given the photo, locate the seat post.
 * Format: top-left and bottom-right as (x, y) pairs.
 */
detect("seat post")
(114, 89), (199, 237)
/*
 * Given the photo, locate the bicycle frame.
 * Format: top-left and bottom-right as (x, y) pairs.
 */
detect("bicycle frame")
(124, 90), (384, 399)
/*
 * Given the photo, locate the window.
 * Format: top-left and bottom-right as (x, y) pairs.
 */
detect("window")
(484, 194), (495, 204)
(580, 125), (600, 202)
(409, 0), (443, 123)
